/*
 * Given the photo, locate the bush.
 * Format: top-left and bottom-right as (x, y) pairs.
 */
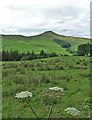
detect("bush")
(77, 43), (92, 56)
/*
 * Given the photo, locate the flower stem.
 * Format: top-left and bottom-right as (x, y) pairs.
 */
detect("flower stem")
(47, 102), (54, 119)
(25, 98), (38, 119)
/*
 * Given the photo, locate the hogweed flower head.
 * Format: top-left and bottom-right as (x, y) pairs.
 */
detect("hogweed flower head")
(49, 87), (64, 92)
(65, 107), (80, 116)
(15, 91), (38, 119)
(15, 91), (32, 99)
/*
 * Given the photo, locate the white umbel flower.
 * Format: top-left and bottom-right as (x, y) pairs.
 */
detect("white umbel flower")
(49, 87), (64, 92)
(65, 107), (80, 116)
(15, 91), (32, 98)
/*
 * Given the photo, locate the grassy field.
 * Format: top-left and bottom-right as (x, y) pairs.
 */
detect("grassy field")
(2, 56), (90, 118)
(2, 31), (90, 54)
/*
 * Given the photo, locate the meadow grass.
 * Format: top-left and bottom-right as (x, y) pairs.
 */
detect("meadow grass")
(2, 56), (90, 118)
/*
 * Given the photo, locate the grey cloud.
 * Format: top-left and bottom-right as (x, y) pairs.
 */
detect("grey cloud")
(44, 5), (84, 20)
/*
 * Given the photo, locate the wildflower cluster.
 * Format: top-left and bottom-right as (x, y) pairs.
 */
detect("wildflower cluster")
(15, 91), (38, 119)
(65, 107), (80, 116)
(43, 86), (64, 105)
(15, 91), (32, 98)
(49, 87), (64, 92)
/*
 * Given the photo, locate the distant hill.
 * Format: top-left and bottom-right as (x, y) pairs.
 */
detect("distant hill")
(2, 31), (90, 55)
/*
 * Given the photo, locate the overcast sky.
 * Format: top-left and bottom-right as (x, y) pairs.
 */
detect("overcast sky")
(0, 0), (91, 38)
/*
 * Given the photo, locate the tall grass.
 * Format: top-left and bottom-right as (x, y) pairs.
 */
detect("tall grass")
(2, 56), (90, 118)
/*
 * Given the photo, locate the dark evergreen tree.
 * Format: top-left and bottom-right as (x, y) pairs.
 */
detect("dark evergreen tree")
(39, 50), (46, 58)
(31, 51), (37, 60)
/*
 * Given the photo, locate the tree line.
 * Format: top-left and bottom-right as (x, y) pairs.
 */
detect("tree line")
(1, 50), (58, 61)
(0, 43), (91, 61)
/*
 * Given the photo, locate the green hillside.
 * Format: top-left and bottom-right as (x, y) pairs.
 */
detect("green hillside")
(2, 31), (90, 55)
